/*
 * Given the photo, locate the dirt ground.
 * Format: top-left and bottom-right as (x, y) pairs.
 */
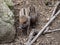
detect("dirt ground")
(1, 0), (60, 45)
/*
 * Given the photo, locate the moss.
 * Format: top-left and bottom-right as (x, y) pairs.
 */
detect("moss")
(8, 5), (14, 10)
(4, 0), (14, 6)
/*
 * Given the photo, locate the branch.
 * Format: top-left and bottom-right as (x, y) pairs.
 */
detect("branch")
(46, 1), (60, 33)
(51, 1), (60, 17)
(44, 29), (60, 34)
(30, 10), (60, 45)
(26, 28), (60, 45)
(43, 27), (49, 33)
(30, 28), (60, 34)
(25, 2), (60, 45)
(26, 29), (35, 45)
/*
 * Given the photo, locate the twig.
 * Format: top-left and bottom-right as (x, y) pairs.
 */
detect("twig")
(44, 27), (49, 33)
(30, 10), (60, 45)
(51, 1), (60, 17)
(31, 28), (60, 34)
(46, 1), (60, 33)
(26, 29), (35, 45)
(26, 28), (60, 45)
(44, 29), (60, 33)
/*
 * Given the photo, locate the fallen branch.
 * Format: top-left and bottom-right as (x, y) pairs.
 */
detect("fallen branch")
(26, 28), (60, 45)
(43, 27), (49, 33)
(32, 28), (60, 34)
(51, 1), (60, 17)
(44, 29), (60, 33)
(30, 10), (60, 45)
(26, 29), (35, 45)
(46, 1), (60, 33)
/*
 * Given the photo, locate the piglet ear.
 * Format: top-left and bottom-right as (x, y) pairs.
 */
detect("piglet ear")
(30, 5), (36, 13)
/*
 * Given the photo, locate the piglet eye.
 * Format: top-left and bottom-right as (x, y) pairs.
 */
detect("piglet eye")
(23, 21), (26, 24)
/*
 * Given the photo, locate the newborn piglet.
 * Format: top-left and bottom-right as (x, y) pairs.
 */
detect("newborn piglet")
(29, 5), (38, 28)
(19, 8), (30, 35)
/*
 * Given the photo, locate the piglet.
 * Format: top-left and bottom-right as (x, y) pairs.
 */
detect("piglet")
(29, 5), (38, 28)
(19, 8), (30, 35)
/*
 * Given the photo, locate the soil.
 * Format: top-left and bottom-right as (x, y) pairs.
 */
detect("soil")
(1, 0), (60, 45)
